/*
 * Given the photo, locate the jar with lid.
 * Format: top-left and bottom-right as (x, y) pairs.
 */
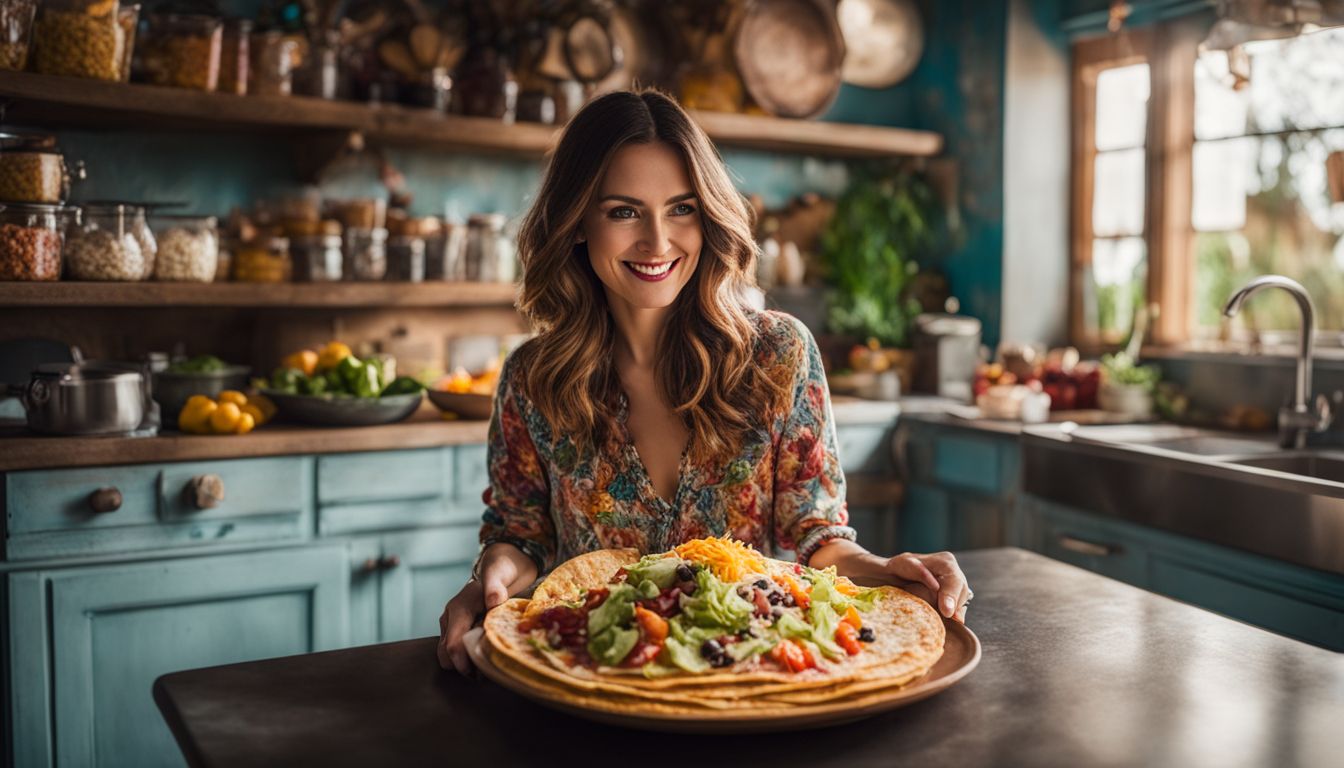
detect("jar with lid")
(126, 203), (154, 278)
(454, 47), (517, 123)
(0, 202), (70, 281)
(0, 0), (36, 71)
(343, 226), (387, 281)
(386, 234), (425, 282)
(291, 221), (342, 282)
(66, 203), (145, 281)
(32, 0), (137, 82)
(214, 233), (233, 281)
(426, 219), (467, 281)
(217, 18), (250, 95)
(137, 14), (222, 91)
(464, 213), (513, 282)
(232, 232), (290, 283)
(249, 30), (297, 96)
(151, 214), (217, 282)
(0, 133), (74, 204)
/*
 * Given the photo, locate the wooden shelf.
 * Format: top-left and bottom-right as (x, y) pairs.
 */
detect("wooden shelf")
(0, 280), (519, 308)
(0, 72), (942, 159)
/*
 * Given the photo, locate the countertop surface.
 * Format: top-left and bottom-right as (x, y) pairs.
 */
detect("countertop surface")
(153, 548), (1344, 768)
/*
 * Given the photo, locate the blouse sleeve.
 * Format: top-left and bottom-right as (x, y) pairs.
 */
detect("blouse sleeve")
(770, 315), (858, 564)
(478, 354), (558, 576)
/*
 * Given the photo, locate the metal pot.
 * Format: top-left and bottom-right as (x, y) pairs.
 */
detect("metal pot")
(7, 363), (146, 435)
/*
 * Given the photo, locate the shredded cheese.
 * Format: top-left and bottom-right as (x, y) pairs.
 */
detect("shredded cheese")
(672, 536), (768, 582)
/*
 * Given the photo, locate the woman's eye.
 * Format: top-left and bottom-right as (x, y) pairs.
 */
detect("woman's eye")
(608, 207), (638, 219)
(672, 203), (697, 216)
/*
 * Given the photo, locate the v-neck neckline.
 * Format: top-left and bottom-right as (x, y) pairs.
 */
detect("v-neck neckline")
(616, 390), (690, 511)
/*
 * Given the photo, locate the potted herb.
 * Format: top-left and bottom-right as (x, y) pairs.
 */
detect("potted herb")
(1098, 352), (1160, 419)
(820, 168), (943, 395)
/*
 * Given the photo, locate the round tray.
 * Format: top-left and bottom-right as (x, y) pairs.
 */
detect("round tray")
(734, 0), (846, 118)
(426, 389), (493, 420)
(464, 618), (980, 734)
(259, 389), (423, 427)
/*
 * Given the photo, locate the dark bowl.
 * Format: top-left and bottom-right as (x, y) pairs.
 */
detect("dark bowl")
(260, 389), (423, 427)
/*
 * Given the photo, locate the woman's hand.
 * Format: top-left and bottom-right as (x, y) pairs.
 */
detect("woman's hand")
(808, 539), (972, 622)
(437, 542), (539, 675)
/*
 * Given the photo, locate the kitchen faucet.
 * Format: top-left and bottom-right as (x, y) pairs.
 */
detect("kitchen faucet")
(1223, 275), (1333, 449)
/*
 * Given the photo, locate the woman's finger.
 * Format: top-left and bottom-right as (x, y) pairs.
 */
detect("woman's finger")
(925, 554), (968, 619)
(885, 553), (940, 593)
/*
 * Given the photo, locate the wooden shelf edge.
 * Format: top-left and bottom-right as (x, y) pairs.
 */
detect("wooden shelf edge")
(0, 281), (520, 308)
(0, 72), (942, 159)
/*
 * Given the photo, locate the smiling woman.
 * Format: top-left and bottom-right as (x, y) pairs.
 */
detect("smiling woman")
(437, 90), (971, 675)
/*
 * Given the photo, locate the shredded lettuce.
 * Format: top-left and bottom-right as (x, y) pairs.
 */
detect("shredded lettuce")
(726, 636), (775, 663)
(805, 601), (846, 660)
(680, 568), (754, 632)
(586, 583), (637, 638)
(625, 554), (686, 591)
(588, 625), (639, 666)
(661, 636), (712, 673)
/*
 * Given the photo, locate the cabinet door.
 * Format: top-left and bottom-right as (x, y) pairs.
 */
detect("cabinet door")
(899, 484), (951, 553)
(8, 547), (348, 768)
(378, 525), (480, 642)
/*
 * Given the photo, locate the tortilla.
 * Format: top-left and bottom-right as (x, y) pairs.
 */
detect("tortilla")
(523, 548), (640, 620)
(482, 543), (946, 705)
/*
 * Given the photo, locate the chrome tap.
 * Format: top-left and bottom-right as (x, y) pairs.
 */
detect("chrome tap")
(1223, 275), (1333, 449)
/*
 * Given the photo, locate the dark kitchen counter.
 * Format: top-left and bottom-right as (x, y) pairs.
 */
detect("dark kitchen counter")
(153, 548), (1344, 768)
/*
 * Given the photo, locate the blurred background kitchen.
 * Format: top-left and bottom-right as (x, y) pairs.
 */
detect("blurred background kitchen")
(1, 0), (1343, 765)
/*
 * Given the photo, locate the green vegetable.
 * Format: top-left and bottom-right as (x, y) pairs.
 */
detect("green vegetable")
(586, 584), (637, 639)
(624, 555), (686, 591)
(168, 355), (228, 374)
(805, 601), (846, 660)
(660, 636), (711, 674)
(299, 374), (328, 396)
(380, 375), (425, 397)
(680, 568), (753, 633)
(354, 362), (382, 398)
(269, 367), (303, 394)
(1101, 352), (1160, 390)
(588, 625), (639, 667)
(726, 636), (775, 663)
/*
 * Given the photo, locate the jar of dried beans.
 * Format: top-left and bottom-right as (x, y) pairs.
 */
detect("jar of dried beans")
(0, 202), (68, 281)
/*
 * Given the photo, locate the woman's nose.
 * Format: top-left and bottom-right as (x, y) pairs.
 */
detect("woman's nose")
(639, 216), (672, 257)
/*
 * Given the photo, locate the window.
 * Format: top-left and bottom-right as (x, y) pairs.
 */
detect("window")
(1070, 21), (1344, 349)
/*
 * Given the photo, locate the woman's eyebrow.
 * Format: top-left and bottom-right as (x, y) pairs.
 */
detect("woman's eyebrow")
(598, 192), (698, 205)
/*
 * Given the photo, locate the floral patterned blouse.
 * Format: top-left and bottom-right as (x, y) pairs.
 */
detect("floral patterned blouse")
(478, 309), (856, 576)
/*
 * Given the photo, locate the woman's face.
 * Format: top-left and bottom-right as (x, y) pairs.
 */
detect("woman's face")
(581, 141), (702, 311)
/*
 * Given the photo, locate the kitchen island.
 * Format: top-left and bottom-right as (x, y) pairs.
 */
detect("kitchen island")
(153, 547), (1344, 768)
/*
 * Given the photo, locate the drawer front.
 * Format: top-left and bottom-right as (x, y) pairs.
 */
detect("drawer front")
(317, 449), (448, 505)
(446, 444), (489, 524)
(1038, 505), (1147, 588)
(5, 457), (312, 560)
(379, 525), (481, 642)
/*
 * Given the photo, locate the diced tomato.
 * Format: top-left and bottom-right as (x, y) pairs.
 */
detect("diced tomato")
(769, 639), (816, 673)
(582, 588), (609, 611)
(842, 605), (862, 631)
(613, 568), (629, 582)
(634, 605), (669, 643)
(640, 585), (684, 618)
(752, 588), (772, 618)
(793, 564), (803, 575)
(779, 573), (811, 610)
(623, 641), (663, 667)
(835, 623), (862, 656)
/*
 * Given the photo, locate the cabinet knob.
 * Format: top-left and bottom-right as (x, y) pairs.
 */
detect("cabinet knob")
(183, 474), (226, 510)
(360, 555), (402, 573)
(88, 487), (122, 514)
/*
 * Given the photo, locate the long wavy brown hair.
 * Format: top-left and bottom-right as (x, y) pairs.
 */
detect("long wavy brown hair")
(510, 89), (793, 464)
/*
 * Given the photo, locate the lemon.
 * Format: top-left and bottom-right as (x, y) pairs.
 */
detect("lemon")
(210, 402), (242, 434)
(240, 403), (266, 427)
(218, 390), (248, 407)
(234, 412), (256, 435)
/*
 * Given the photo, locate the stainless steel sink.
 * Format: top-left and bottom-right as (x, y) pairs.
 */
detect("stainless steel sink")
(1063, 424), (1282, 458)
(1228, 453), (1344, 483)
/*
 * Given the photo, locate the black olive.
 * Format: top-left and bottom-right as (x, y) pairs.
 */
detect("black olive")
(710, 653), (733, 668)
(700, 639), (723, 659)
(783, 594), (796, 607)
(738, 627), (757, 639)
(770, 606), (784, 619)
(675, 564), (694, 582)
(754, 579), (770, 590)
(767, 591), (784, 605)
(858, 628), (875, 643)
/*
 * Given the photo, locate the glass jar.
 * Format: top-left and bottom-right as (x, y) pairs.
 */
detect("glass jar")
(291, 233), (342, 281)
(138, 14), (222, 91)
(128, 203), (154, 278)
(426, 220), (467, 281)
(116, 3), (137, 80)
(464, 213), (511, 282)
(66, 203), (145, 281)
(343, 226), (387, 281)
(455, 47), (517, 122)
(0, 149), (67, 203)
(294, 29), (339, 99)
(386, 234), (425, 282)
(249, 30), (296, 96)
(32, 0), (135, 82)
(0, 0), (36, 71)
(151, 214), (217, 282)
(0, 202), (68, 281)
(214, 234), (232, 281)
(232, 234), (290, 282)
(217, 18), (250, 95)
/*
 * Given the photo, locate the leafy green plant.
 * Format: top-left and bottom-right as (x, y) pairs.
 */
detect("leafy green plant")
(1100, 352), (1160, 390)
(820, 168), (942, 348)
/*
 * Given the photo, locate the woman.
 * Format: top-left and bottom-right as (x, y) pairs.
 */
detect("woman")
(438, 89), (970, 674)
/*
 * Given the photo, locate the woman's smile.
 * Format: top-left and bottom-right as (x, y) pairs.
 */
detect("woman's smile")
(623, 257), (683, 281)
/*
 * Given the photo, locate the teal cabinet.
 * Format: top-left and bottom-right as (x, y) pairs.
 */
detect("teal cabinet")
(7, 546), (348, 768)
(835, 422), (900, 554)
(347, 524), (481, 645)
(1018, 493), (1344, 651)
(896, 418), (1023, 553)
